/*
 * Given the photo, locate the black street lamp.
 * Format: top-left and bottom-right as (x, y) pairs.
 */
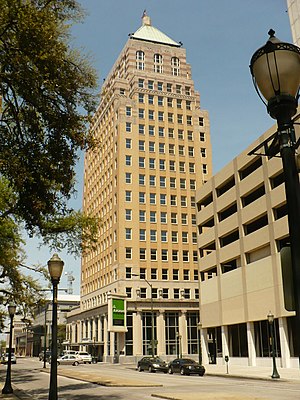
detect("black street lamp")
(48, 254), (64, 400)
(2, 302), (17, 394)
(267, 312), (280, 379)
(250, 31), (300, 358)
(197, 322), (202, 365)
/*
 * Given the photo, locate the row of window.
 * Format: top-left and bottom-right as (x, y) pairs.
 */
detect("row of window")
(127, 126), (206, 142)
(126, 266), (198, 281)
(125, 209), (196, 225)
(137, 78), (191, 95)
(125, 156), (201, 173)
(134, 140), (206, 157)
(125, 228), (197, 243)
(126, 287), (198, 300)
(125, 191), (196, 206)
(132, 95), (192, 109)
(125, 247), (197, 262)
(128, 174), (196, 190)
(136, 51), (181, 75)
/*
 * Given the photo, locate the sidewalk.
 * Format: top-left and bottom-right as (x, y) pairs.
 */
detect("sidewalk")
(1, 363), (300, 400)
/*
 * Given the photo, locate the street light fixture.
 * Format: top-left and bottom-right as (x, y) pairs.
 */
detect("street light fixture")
(2, 302), (17, 394)
(267, 312), (280, 379)
(197, 322), (202, 365)
(132, 274), (155, 357)
(48, 254), (64, 400)
(250, 31), (300, 352)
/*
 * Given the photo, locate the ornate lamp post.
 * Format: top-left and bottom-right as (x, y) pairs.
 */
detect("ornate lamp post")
(267, 312), (280, 379)
(48, 254), (64, 400)
(2, 302), (17, 394)
(250, 31), (300, 360)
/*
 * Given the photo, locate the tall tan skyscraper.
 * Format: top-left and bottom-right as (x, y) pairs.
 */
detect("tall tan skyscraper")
(287, 0), (300, 46)
(67, 13), (212, 362)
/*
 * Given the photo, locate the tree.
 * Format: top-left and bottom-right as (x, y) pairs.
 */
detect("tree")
(0, 0), (99, 251)
(0, 178), (48, 328)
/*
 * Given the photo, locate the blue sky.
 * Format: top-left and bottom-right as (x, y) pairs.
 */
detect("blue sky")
(24, 0), (292, 293)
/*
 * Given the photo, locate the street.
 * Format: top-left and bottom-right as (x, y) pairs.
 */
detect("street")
(1, 358), (300, 399)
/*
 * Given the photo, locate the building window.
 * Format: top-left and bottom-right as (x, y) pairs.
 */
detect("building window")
(161, 249), (168, 261)
(169, 161), (175, 172)
(125, 191), (132, 202)
(174, 289), (180, 299)
(199, 132), (205, 141)
(190, 179), (196, 190)
(181, 196), (187, 207)
(149, 158), (155, 169)
(183, 269), (190, 280)
(126, 106), (131, 116)
(140, 288), (147, 298)
(158, 96), (164, 106)
(126, 122), (131, 132)
(176, 84), (181, 94)
(125, 228), (132, 240)
(126, 287), (132, 298)
(139, 192), (145, 204)
(150, 249), (157, 261)
(140, 268), (146, 279)
(125, 172), (131, 184)
(149, 141), (155, 152)
(167, 83), (172, 92)
(148, 80), (154, 89)
(136, 50), (144, 70)
(202, 164), (208, 174)
(139, 140), (145, 151)
(168, 97), (173, 107)
(179, 162), (185, 172)
(187, 115), (192, 125)
(150, 211), (156, 223)
(188, 147), (194, 157)
(178, 129), (184, 140)
(149, 125), (155, 136)
(158, 111), (164, 121)
(157, 81), (163, 91)
(149, 175), (156, 186)
(199, 117), (204, 126)
(139, 210), (146, 222)
(138, 108), (145, 119)
(125, 209), (132, 221)
(160, 177), (166, 188)
(183, 250), (189, 262)
(172, 231), (178, 243)
(159, 143), (165, 153)
(176, 99), (182, 109)
(172, 250), (179, 262)
(139, 157), (145, 168)
(126, 138), (132, 148)
(189, 163), (195, 173)
(177, 114), (183, 124)
(181, 213), (187, 224)
(126, 248), (132, 260)
(171, 57), (180, 76)
(125, 155), (132, 166)
(171, 213), (177, 224)
(180, 179), (186, 189)
(151, 268), (157, 279)
(139, 229), (146, 241)
(173, 269), (179, 280)
(138, 79), (144, 88)
(182, 232), (188, 243)
(154, 54), (163, 73)
(149, 110), (154, 120)
(186, 100), (191, 110)
(168, 113), (173, 123)
(158, 127), (164, 137)
(138, 93), (144, 103)
(187, 131), (193, 141)
(148, 94), (154, 104)
(150, 193), (156, 204)
(160, 211), (167, 224)
(150, 229), (157, 242)
(168, 128), (174, 138)
(161, 231), (167, 242)
(160, 194), (166, 205)
(140, 248), (146, 260)
(162, 269), (168, 280)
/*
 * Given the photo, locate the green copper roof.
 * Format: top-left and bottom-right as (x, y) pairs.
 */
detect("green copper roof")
(130, 12), (181, 47)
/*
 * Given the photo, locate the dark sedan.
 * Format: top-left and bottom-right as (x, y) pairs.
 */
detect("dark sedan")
(168, 358), (205, 376)
(137, 356), (168, 373)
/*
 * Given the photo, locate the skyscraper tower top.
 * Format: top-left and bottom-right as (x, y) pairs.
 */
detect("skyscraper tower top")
(129, 11), (181, 47)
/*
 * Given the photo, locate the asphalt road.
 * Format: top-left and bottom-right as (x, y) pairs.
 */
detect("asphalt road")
(2, 358), (300, 399)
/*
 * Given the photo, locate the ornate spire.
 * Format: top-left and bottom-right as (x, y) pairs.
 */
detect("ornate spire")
(141, 10), (151, 26)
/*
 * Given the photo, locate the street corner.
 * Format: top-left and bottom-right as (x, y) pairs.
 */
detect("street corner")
(151, 393), (269, 400)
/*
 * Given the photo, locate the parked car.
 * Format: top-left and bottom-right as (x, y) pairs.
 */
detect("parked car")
(168, 358), (205, 376)
(75, 351), (92, 364)
(137, 356), (168, 373)
(1, 353), (16, 364)
(57, 354), (83, 366)
(39, 350), (51, 362)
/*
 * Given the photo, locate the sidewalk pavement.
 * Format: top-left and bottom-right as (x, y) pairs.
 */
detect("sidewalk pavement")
(1, 363), (300, 400)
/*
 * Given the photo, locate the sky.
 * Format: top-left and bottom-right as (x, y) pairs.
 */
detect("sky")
(23, 0), (293, 294)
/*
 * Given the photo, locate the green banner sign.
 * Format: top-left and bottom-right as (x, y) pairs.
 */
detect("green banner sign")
(112, 299), (125, 326)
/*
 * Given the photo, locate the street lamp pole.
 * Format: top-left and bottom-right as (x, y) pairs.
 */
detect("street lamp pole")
(48, 254), (64, 400)
(2, 302), (16, 395)
(43, 305), (48, 369)
(197, 322), (202, 365)
(267, 312), (280, 379)
(250, 31), (300, 362)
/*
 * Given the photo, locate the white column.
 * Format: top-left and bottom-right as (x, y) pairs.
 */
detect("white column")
(179, 310), (187, 356)
(157, 310), (165, 356)
(133, 311), (143, 356)
(279, 317), (290, 368)
(103, 315), (108, 357)
(247, 322), (256, 366)
(201, 327), (210, 365)
(110, 331), (115, 356)
(221, 325), (229, 364)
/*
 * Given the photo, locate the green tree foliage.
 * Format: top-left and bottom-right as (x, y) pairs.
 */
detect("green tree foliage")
(0, 0), (99, 248)
(0, 178), (48, 328)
